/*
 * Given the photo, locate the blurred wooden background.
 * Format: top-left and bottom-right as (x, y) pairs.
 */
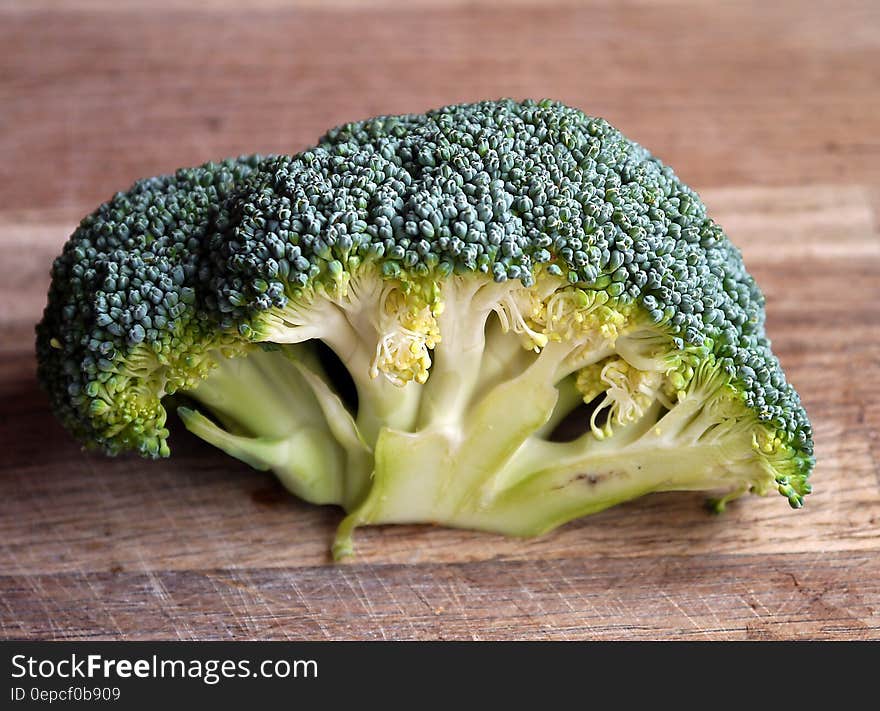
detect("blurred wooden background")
(1, 0), (878, 639)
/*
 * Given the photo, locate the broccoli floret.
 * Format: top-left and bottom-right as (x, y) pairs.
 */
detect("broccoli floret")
(36, 155), (265, 457)
(37, 99), (813, 558)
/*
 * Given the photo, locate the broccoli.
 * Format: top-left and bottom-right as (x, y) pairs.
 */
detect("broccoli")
(36, 99), (813, 558)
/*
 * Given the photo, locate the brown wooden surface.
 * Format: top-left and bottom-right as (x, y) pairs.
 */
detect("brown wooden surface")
(1, 0), (878, 640)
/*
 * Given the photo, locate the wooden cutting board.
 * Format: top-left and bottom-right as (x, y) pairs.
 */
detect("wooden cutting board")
(1, 0), (878, 640)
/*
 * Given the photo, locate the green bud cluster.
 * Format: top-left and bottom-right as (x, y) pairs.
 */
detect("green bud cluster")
(36, 156), (263, 455)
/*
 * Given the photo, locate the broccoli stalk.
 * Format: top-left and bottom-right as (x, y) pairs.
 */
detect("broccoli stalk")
(174, 270), (806, 558)
(37, 99), (813, 558)
(178, 345), (372, 508)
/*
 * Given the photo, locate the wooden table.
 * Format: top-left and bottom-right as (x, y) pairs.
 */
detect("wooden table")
(2, 0), (878, 640)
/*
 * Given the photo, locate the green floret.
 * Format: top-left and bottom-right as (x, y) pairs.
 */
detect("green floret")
(37, 100), (813, 558)
(36, 155), (265, 456)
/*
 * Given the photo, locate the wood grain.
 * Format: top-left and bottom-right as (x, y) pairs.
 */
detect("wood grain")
(3, 552), (877, 640)
(1, 0), (878, 640)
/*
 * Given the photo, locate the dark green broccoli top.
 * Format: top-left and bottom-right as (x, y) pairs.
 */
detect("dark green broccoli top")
(36, 156), (263, 456)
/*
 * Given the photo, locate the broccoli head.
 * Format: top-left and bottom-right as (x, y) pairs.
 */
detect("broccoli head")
(36, 99), (813, 558)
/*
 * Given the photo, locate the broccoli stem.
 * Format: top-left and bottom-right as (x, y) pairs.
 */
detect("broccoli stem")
(456, 433), (760, 537)
(337, 401), (765, 552)
(184, 346), (325, 438)
(333, 338), (601, 557)
(471, 314), (539, 404)
(260, 278), (424, 440)
(332, 349), (775, 558)
(181, 345), (372, 508)
(417, 276), (575, 430)
(533, 373), (583, 439)
(178, 407), (345, 504)
(351, 370), (421, 444)
(415, 278), (491, 429)
(332, 339), (565, 557)
(306, 306), (422, 442)
(287, 357), (374, 508)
